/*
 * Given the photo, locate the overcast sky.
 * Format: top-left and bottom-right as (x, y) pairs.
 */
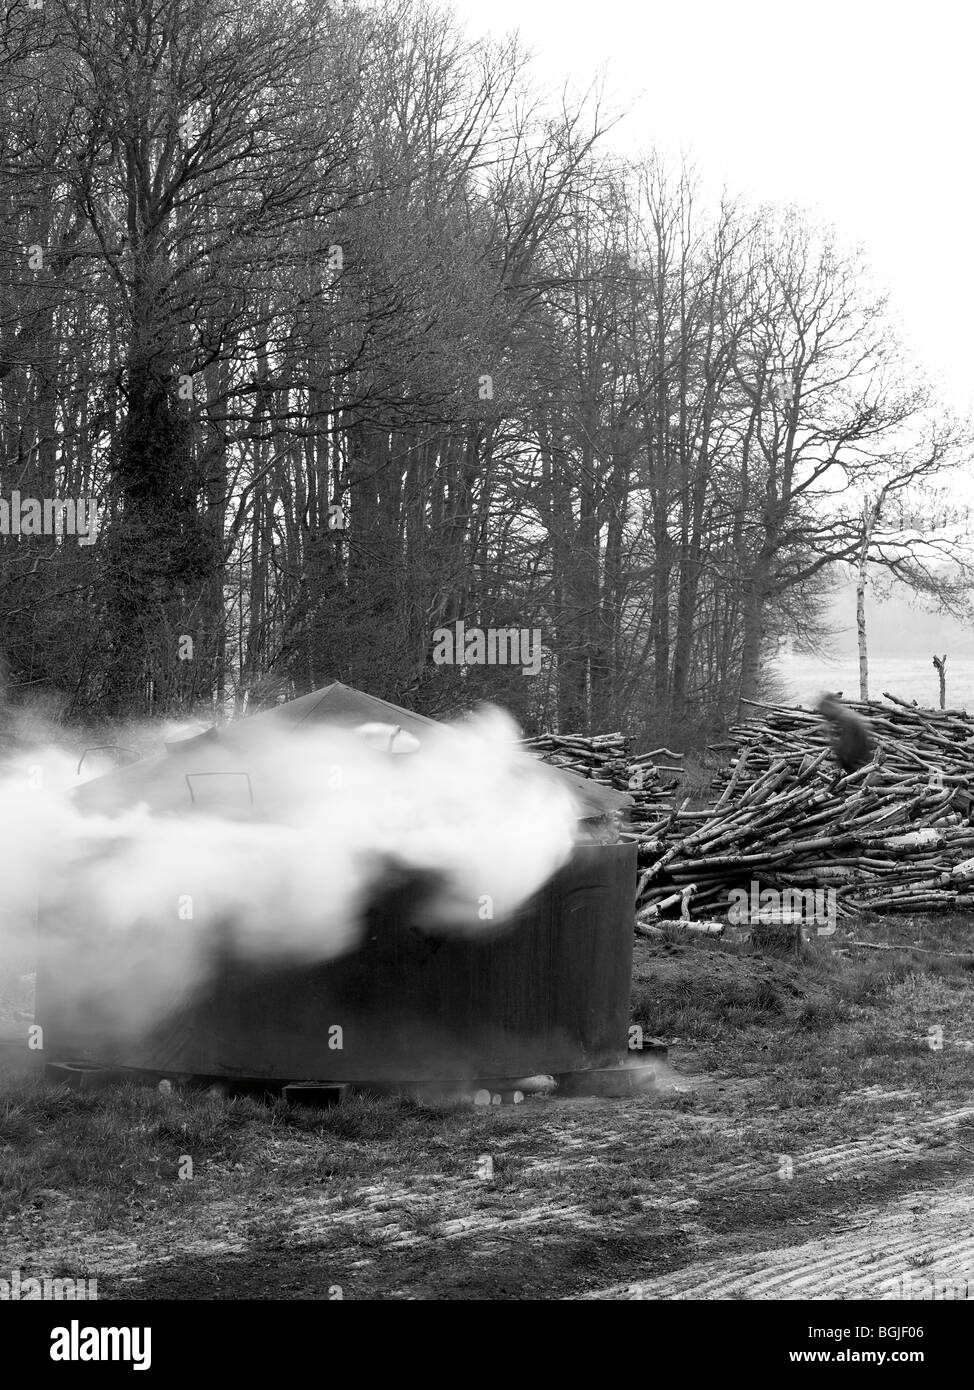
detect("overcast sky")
(451, 0), (973, 416)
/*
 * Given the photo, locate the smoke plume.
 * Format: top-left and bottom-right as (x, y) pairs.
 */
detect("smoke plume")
(0, 705), (579, 1032)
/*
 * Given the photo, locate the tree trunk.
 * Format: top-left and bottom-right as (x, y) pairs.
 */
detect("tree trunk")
(739, 572), (769, 708)
(856, 537), (870, 702)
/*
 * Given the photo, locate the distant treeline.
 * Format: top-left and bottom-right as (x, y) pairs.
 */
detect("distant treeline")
(0, 0), (963, 743)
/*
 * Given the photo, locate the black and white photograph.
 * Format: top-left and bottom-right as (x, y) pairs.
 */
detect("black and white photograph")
(0, 0), (971, 1343)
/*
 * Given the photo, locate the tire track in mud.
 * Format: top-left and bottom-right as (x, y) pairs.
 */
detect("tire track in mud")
(582, 1179), (974, 1299)
(12, 1094), (974, 1297)
(701, 1102), (974, 1191)
(266, 1100), (974, 1266)
(518, 1100), (974, 1192)
(578, 1101), (974, 1300)
(286, 1192), (602, 1250)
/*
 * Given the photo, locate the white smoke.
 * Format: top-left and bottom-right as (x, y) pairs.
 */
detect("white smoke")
(0, 705), (579, 1032)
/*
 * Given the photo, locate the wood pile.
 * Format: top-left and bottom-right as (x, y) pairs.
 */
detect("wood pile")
(636, 694), (974, 923)
(520, 732), (682, 826)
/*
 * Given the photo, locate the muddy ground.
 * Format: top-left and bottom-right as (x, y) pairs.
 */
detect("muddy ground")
(2, 915), (973, 1300)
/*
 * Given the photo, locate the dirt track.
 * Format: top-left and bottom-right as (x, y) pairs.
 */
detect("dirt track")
(3, 926), (974, 1300)
(4, 1079), (973, 1300)
(583, 1095), (974, 1299)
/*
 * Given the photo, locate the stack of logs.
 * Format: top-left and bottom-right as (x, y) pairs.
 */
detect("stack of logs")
(519, 732), (682, 827)
(637, 694), (974, 923)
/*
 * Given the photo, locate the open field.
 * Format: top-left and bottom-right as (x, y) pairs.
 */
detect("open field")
(2, 915), (974, 1301)
(771, 654), (974, 713)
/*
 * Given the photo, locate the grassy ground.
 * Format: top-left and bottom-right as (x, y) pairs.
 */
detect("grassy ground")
(2, 913), (973, 1299)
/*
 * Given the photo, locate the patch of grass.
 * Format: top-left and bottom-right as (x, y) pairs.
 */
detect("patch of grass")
(791, 995), (848, 1031)
(0, 1080), (275, 1220)
(631, 952), (801, 1041)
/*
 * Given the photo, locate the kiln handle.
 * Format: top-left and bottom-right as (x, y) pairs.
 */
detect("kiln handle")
(76, 745), (141, 775)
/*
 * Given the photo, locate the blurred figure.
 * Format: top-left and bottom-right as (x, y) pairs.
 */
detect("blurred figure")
(816, 692), (873, 775)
